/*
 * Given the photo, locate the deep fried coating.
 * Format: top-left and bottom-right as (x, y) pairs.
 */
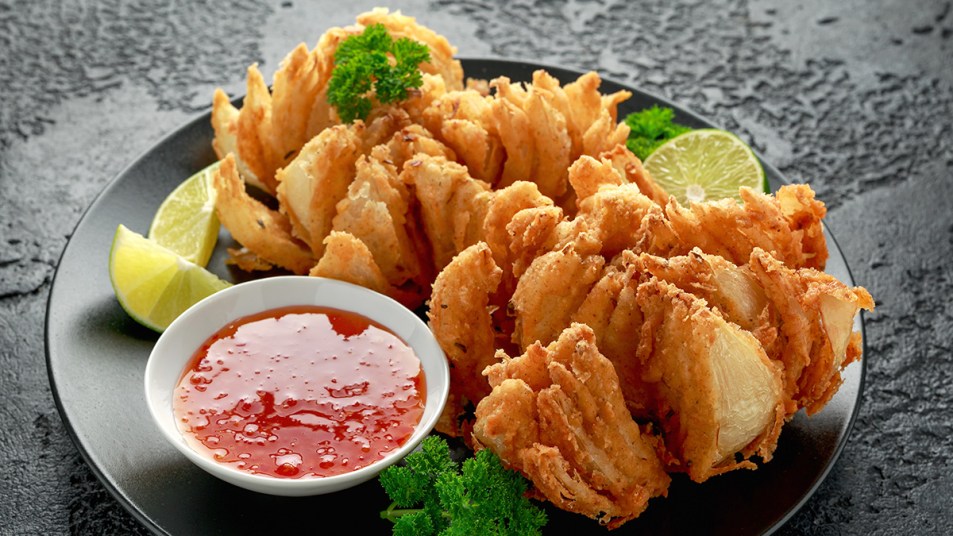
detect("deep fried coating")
(212, 155), (314, 274)
(746, 249), (873, 414)
(505, 205), (565, 281)
(275, 123), (363, 258)
(420, 89), (504, 183)
(635, 248), (874, 417)
(211, 44), (332, 194)
(356, 107), (412, 153)
(537, 155), (656, 258)
(532, 70), (631, 163)
(309, 231), (390, 296)
(481, 182), (554, 288)
(381, 124), (456, 169)
(235, 63), (281, 194)
(600, 144), (672, 206)
(210, 8), (464, 193)
(428, 242), (503, 437)
(775, 184), (829, 269)
(331, 153), (423, 287)
(633, 249), (769, 331)
(570, 261), (655, 419)
(643, 184), (829, 270)
(475, 324), (670, 529)
(510, 242), (605, 349)
(491, 75), (572, 198)
(634, 278), (784, 481)
(400, 153), (493, 271)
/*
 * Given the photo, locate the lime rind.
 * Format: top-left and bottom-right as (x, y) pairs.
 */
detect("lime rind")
(148, 161), (221, 267)
(643, 128), (769, 205)
(110, 224), (230, 332)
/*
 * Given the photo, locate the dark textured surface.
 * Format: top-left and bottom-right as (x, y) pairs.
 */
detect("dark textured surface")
(1, 0), (950, 534)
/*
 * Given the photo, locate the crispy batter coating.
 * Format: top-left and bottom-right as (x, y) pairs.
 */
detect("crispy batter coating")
(491, 75), (572, 199)
(275, 123), (363, 258)
(356, 8), (464, 91)
(633, 278), (785, 482)
(211, 155), (314, 274)
(420, 89), (504, 183)
(474, 324), (670, 529)
(381, 124), (456, 169)
(505, 205), (565, 281)
(210, 8), (464, 191)
(428, 242), (502, 437)
(331, 153), (422, 287)
(643, 184), (829, 270)
(481, 181), (554, 291)
(634, 248), (874, 417)
(400, 153), (493, 271)
(746, 249), (873, 414)
(309, 231), (390, 296)
(571, 183), (657, 258)
(600, 144), (672, 206)
(510, 242), (605, 349)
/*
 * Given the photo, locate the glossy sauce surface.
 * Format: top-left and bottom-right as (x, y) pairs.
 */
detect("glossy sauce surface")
(173, 305), (425, 478)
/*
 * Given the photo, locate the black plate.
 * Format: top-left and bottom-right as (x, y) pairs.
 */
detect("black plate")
(46, 58), (865, 535)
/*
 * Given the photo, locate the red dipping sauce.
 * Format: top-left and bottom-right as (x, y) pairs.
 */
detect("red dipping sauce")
(173, 305), (425, 479)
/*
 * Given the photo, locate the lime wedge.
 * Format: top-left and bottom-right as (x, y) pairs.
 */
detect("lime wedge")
(148, 161), (221, 267)
(109, 224), (231, 332)
(642, 129), (768, 205)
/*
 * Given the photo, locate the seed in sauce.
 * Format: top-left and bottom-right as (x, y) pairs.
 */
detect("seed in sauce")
(173, 305), (425, 479)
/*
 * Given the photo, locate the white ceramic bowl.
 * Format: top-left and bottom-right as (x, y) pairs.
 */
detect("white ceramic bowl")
(144, 276), (449, 496)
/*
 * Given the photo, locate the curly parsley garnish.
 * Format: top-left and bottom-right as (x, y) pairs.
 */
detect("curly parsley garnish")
(379, 435), (548, 536)
(624, 105), (692, 160)
(327, 23), (431, 123)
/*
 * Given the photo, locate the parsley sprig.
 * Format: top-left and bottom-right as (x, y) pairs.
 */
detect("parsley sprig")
(379, 435), (548, 536)
(327, 23), (431, 123)
(624, 105), (692, 160)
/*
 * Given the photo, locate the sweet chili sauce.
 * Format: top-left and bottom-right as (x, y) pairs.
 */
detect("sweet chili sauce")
(172, 305), (425, 479)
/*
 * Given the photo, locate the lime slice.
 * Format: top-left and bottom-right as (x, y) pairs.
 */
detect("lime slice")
(148, 161), (221, 267)
(109, 224), (231, 332)
(642, 129), (768, 205)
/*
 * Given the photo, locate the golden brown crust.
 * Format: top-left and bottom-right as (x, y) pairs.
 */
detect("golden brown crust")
(427, 242), (502, 437)
(474, 324), (670, 529)
(211, 155), (314, 274)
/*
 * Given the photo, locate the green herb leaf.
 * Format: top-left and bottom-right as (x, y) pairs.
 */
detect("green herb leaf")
(624, 105), (692, 160)
(379, 435), (548, 536)
(327, 23), (431, 123)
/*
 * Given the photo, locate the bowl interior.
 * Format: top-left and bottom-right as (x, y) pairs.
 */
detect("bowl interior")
(143, 275), (449, 496)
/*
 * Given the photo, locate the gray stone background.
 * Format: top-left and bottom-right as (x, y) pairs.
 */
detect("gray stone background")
(1, 0), (951, 533)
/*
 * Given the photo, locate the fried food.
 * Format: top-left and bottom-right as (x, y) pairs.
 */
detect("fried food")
(504, 249), (785, 482)
(474, 323), (670, 529)
(427, 242), (502, 437)
(635, 248), (874, 417)
(204, 11), (874, 529)
(275, 123), (363, 258)
(309, 231), (390, 296)
(419, 89), (504, 183)
(331, 153), (422, 287)
(356, 8), (464, 91)
(400, 153), (493, 271)
(211, 8), (464, 192)
(633, 277), (784, 482)
(211, 155), (314, 274)
(642, 184), (829, 270)
(510, 241), (605, 350)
